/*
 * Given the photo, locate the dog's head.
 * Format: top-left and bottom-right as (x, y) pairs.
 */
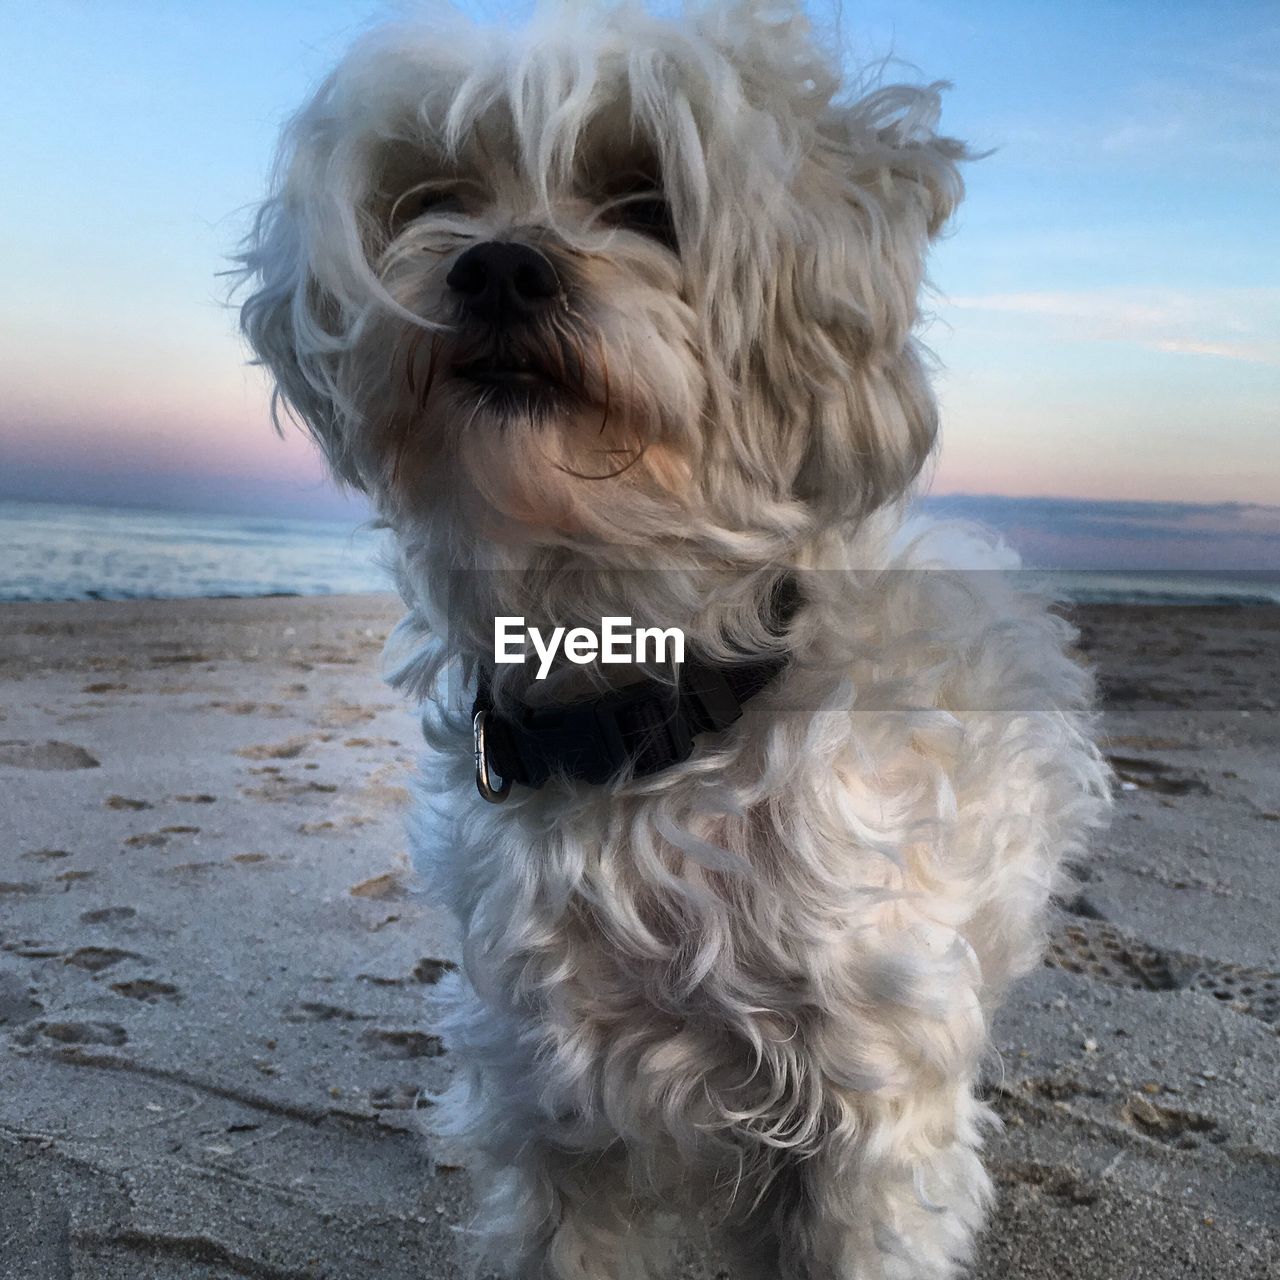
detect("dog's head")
(238, 1), (965, 567)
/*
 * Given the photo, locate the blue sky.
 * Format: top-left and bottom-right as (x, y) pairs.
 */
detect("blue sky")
(0, 1), (1276, 551)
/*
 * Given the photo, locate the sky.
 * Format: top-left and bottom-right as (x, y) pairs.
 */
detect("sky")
(1, 0), (1277, 543)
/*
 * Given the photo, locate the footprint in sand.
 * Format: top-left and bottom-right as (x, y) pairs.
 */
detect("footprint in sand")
(64, 946), (144, 973)
(236, 735), (312, 761)
(349, 871), (410, 901)
(1185, 961), (1280, 1024)
(79, 907), (138, 925)
(361, 1028), (445, 1059)
(1048, 919), (1280, 1025)
(298, 815), (375, 836)
(317, 701), (383, 729)
(999, 1164), (1098, 1207)
(207, 700), (290, 717)
(121, 822), (197, 845)
(370, 1083), (433, 1111)
(4, 942), (62, 959)
(105, 795), (153, 811)
(16, 1020), (128, 1047)
(0, 881), (41, 896)
(284, 1002), (373, 1023)
(0, 740), (100, 770)
(1046, 921), (1181, 992)
(241, 778), (337, 801)
(413, 958), (459, 984)
(1107, 754), (1211, 797)
(1122, 1095), (1222, 1146)
(111, 979), (180, 1002)
(123, 832), (169, 849)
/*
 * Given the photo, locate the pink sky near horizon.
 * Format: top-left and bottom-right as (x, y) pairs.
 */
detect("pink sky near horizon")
(4, 332), (1275, 519)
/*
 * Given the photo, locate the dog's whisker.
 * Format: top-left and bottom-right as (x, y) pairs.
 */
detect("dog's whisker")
(596, 329), (612, 437)
(419, 333), (441, 413)
(562, 326), (588, 399)
(403, 324), (427, 398)
(555, 439), (646, 481)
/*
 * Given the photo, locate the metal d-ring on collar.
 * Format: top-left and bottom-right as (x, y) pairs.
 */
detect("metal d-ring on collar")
(473, 710), (512, 803)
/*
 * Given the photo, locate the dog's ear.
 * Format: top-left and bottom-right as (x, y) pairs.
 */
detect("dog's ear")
(235, 171), (366, 489)
(814, 84), (966, 347)
(235, 233), (340, 488)
(233, 50), (413, 493)
(780, 82), (969, 520)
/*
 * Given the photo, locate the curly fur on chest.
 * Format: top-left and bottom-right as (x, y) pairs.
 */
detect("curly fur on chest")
(407, 531), (1107, 1263)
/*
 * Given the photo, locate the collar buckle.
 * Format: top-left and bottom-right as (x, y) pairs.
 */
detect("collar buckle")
(473, 710), (512, 804)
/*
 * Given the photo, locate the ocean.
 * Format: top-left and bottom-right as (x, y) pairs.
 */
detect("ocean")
(1, 500), (1278, 605)
(0, 500), (389, 602)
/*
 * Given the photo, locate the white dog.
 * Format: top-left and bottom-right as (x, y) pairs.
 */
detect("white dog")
(238, 3), (1109, 1276)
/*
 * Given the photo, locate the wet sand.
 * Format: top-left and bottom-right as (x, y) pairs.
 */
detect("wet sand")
(1, 595), (1276, 1278)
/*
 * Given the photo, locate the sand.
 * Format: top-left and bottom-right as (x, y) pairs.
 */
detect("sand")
(0, 594), (1276, 1279)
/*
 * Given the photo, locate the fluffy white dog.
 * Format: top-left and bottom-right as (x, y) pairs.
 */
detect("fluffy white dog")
(238, 3), (1109, 1276)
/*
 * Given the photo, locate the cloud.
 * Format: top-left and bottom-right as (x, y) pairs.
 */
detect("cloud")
(1146, 339), (1274, 365)
(1099, 117), (1185, 155)
(944, 288), (1280, 366)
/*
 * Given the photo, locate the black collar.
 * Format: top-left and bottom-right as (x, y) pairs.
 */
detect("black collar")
(471, 576), (801, 801)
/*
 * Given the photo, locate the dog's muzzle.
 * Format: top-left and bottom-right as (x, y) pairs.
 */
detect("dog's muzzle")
(446, 241), (575, 406)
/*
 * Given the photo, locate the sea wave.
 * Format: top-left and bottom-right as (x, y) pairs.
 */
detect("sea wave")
(0, 500), (390, 602)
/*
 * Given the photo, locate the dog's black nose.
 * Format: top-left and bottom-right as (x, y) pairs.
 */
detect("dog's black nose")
(446, 241), (560, 324)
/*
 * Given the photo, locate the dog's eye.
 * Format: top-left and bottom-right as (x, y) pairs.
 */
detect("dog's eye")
(610, 194), (678, 252)
(418, 190), (464, 216)
(389, 186), (466, 231)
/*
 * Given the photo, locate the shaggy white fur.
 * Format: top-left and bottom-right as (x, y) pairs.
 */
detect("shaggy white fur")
(237, 2), (1111, 1276)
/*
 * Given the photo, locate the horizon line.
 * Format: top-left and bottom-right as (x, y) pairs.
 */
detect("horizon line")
(3, 489), (1278, 524)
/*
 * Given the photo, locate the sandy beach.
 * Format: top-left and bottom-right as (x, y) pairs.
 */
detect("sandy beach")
(1, 594), (1276, 1279)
